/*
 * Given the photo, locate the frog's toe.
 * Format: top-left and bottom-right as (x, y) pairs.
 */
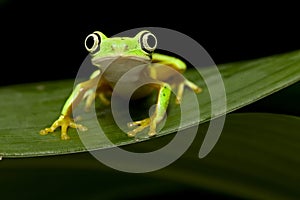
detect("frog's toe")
(70, 121), (88, 131)
(148, 129), (157, 137)
(39, 122), (59, 135)
(175, 96), (182, 104)
(185, 80), (202, 93)
(39, 128), (53, 135)
(194, 87), (202, 93)
(61, 133), (71, 140)
(127, 125), (148, 137)
(127, 118), (150, 128)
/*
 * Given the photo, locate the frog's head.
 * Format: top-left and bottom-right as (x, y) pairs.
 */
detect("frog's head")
(84, 30), (157, 66)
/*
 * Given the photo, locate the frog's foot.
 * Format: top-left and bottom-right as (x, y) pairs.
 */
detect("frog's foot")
(40, 115), (87, 140)
(127, 117), (160, 137)
(175, 80), (202, 104)
(127, 118), (152, 137)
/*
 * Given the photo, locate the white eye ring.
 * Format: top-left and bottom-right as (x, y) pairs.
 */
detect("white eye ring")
(140, 32), (157, 52)
(85, 33), (100, 53)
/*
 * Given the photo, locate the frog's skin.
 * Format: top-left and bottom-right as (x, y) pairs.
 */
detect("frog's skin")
(40, 30), (202, 140)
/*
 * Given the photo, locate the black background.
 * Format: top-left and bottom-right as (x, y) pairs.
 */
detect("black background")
(1, 1), (299, 86)
(0, 2), (300, 199)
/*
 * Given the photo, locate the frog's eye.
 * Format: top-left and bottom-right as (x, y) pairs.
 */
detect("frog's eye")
(140, 32), (157, 53)
(85, 33), (101, 53)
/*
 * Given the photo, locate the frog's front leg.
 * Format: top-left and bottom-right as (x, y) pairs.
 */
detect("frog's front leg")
(40, 75), (100, 140)
(127, 82), (171, 137)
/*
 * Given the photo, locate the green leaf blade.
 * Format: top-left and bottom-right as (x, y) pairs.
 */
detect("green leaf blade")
(0, 50), (300, 157)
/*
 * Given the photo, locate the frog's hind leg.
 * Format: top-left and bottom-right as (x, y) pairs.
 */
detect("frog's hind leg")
(175, 79), (202, 104)
(152, 53), (202, 104)
(83, 89), (96, 111)
(84, 88), (112, 111)
(84, 71), (112, 111)
(127, 82), (171, 137)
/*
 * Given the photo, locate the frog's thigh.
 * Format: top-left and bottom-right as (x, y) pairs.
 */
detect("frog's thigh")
(84, 75), (112, 109)
(96, 78), (112, 105)
(152, 53), (186, 72)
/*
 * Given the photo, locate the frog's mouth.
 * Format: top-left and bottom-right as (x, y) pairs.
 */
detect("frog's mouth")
(91, 56), (151, 84)
(92, 56), (150, 67)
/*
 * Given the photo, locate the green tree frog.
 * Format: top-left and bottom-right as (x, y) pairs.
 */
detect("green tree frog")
(40, 30), (202, 140)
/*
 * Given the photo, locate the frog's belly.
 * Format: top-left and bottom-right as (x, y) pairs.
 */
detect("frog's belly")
(93, 56), (150, 83)
(94, 56), (153, 99)
(112, 83), (154, 99)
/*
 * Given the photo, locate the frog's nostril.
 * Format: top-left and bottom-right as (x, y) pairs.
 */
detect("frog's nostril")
(111, 44), (128, 52)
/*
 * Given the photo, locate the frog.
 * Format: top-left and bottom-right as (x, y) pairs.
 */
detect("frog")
(40, 30), (202, 140)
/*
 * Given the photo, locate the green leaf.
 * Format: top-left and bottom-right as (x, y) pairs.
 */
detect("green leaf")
(0, 50), (300, 157)
(237, 81), (300, 116)
(0, 113), (299, 199)
(126, 113), (300, 199)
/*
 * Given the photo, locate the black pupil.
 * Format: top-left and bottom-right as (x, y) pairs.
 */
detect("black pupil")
(86, 36), (96, 49)
(146, 35), (156, 48)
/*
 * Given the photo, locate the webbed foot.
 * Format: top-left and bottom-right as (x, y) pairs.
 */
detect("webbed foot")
(40, 115), (87, 140)
(127, 118), (155, 137)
